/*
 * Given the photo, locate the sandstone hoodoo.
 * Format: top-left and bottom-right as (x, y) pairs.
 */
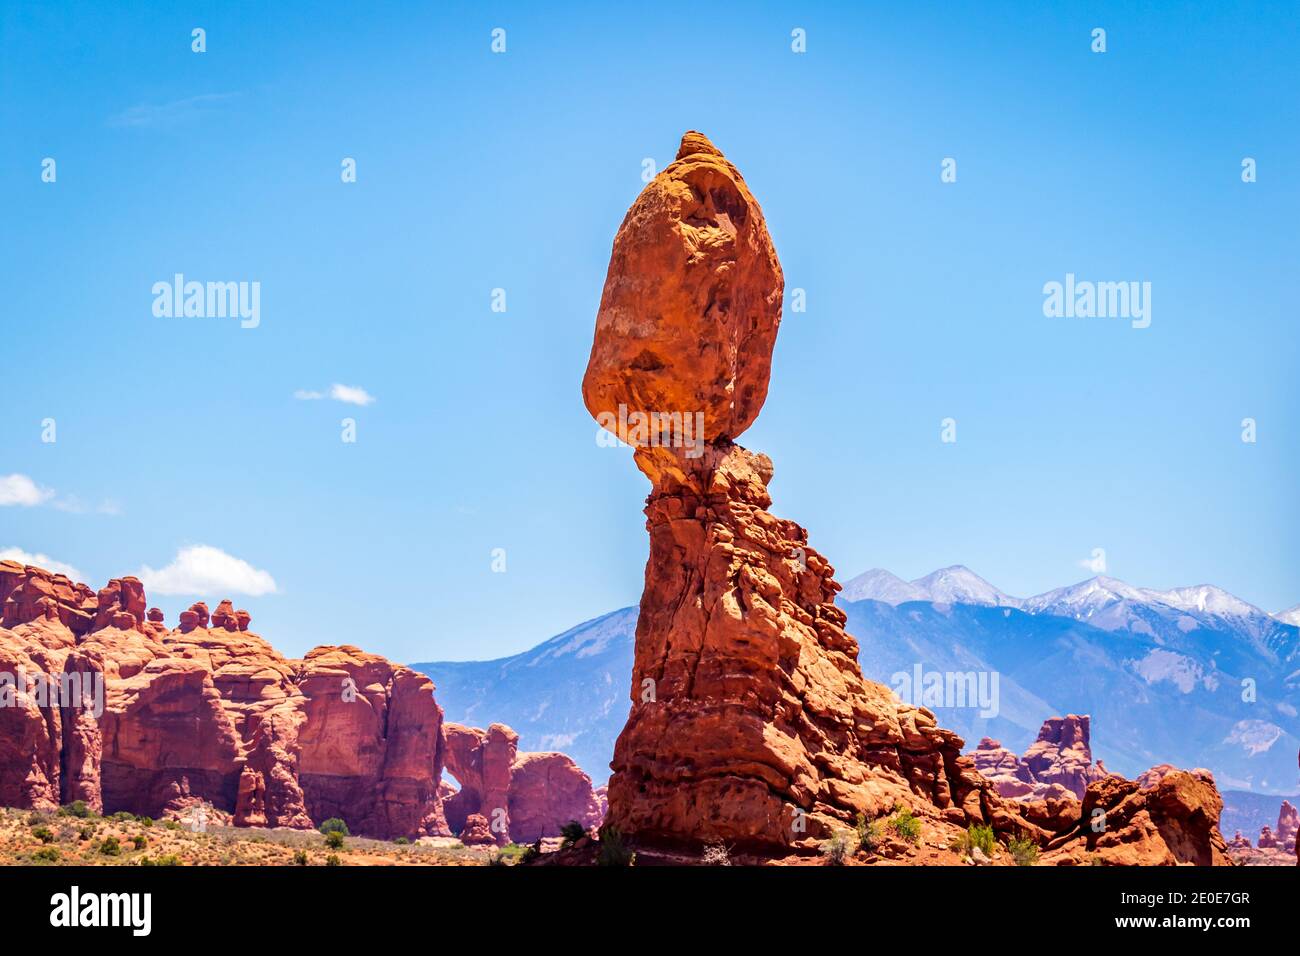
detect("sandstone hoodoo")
(584, 134), (1027, 853)
(582, 133), (1232, 864)
(974, 716), (1113, 801)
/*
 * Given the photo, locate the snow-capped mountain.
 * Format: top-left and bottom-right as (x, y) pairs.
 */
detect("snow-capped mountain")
(840, 565), (1020, 607)
(1275, 604), (1300, 627)
(413, 568), (1300, 795)
(839, 568), (926, 604)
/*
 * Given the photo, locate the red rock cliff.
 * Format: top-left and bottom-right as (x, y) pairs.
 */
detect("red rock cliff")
(0, 559), (447, 840)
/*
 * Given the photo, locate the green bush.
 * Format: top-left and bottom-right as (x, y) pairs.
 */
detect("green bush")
(559, 820), (587, 848)
(141, 854), (181, 867)
(854, 813), (881, 854)
(60, 800), (92, 819)
(596, 825), (635, 867)
(131, 835), (148, 851)
(324, 830), (345, 850)
(109, 811), (137, 823)
(33, 847), (60, 862)
(887, 807), (921, 843)
(393, 837), (409, 845)
(952, 824), (996, 858)
(31, 825), (55, 844)
(1008, 836), (1039, 866)
(78, 825), (95, 841)
(293, 850), (309, 866)
(325, 854), (341, 867)
(821, 831), (852, 865)
(99, 836), (122, 856)
(139, 817), (154, 828)
(162, 819), (182, 831)
(318, 818), (350, 837)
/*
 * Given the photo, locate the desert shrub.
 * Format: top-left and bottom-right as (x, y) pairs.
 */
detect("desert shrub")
(99, 836), (122, 856)
(162, 819), (182, 831)
(325, 854), (341, 867)
(318, 818), (350, 837)
(60, 800), (92, 819)
(855, 813), (881, 854)
(887, 807), (921, 843)
(293, 850), (309, 866)
(393, 837), (410, 845)
(952, 824), (996, 858)
(1008, 836), (1039, 866)
(560, 820), (587, 848)
(31, 825), (55, 844)
(821, 831), (852, 865)
(488, 850), (510, 866)
(131, 835), (148, 851)
(109, 811), (137, 823)
(78, 825), (95, 841)
(701, 843), (731, 866)
(141, 854), (181, 867)
(324, 830), (345, 850)
(596, 825), (635, 867)
(25, 812), (46, 826)
(138, 817), (153, 828)
(518, 840), (541, 864)
(33, 847), (60, 862)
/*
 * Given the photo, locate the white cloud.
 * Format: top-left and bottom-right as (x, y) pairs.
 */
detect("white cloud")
(0, 547), (83, 581)
(0, 474), (54, 507)
(108, 92), (241, 128)
(329, 384), (375, 406)
(294, 384), (375, 406)
(1077, 548), (1107, 574)
(136, 545), (278, 596)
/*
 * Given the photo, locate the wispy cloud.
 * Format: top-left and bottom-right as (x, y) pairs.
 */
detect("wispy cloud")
(0, 547), (83, 581)
(1078, 549), (1107, 574)
(108, 92), (241, 128)
(294, 383), (376, 406)
(136, 545), (278, 596)
(0, 474), (54, 507)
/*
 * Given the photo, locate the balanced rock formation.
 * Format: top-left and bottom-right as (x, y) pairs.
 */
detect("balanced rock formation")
(583, 134), (1041, 853)
(442, 722), (604, 844)
(0, 560), (448, 840)
(1258, 825), (1278, 849)
(581, 133), (1232, 866)
(974, 716), (1112, 801)
(1227, 830), (1252, 850)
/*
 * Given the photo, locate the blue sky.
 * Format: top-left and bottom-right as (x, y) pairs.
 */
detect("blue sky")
(2, 1), (1296, 663)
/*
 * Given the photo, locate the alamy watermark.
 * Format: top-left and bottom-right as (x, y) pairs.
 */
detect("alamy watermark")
(1042, 273), (1151, 329)
(891, 664), (999, 718)
(595, 404), (705, 459)
(152, 273), (260, 328)
(0, 668), (103, 718)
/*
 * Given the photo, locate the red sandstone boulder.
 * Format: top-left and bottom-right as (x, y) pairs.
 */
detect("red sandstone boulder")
(459, 813), (495, 845)
(582, 131), (783, 446)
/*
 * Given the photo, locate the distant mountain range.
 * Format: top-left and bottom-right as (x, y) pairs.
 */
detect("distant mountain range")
(412, 567), (1300, 796)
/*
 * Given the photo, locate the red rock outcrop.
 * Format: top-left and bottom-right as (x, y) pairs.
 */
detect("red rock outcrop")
(581, 132), (1230, 866)
(0, 561), (448, 839)
(1258, 825), (1278, 848)
(1227, 830), (1251, 850)
(1043, 770), (1230, 866)
(974, 717), (1113, 801)
(583, 133), (1042, 853)
(442, 722), (604, 844)
(1275, 799), (1297, 852)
